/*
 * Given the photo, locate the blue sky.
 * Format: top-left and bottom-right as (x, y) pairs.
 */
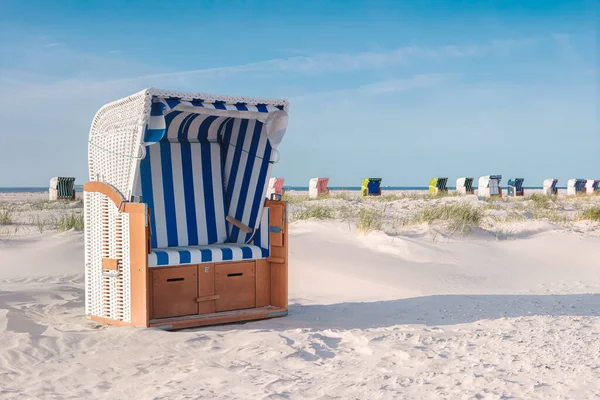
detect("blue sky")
(0, 0), (597, 187)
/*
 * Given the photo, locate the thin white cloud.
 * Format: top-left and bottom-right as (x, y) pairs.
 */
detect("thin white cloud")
(107, 37), (537, 84)
(46, 42), (65, 47)
(359, 73), (458, 94)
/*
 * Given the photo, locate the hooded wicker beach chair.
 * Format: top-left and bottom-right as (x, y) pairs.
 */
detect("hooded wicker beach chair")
(361, 178), (382, 196)
(49, 177), (76, 200)
(507, 178), (525, 197)
(542, 179), (558, 195)
(456, 177), (474, 195)
(477, 175), (502, 198)
(84, 88), (290, 329)
(585, 179), (599, 195)
(429, 177), (448, 195)
(309, 177), (330, 199)
(567, 179), (586, 195)
(267, 177), (285, 200)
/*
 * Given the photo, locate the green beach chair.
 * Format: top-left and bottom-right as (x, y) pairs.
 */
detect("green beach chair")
(49, 177), (76, 200)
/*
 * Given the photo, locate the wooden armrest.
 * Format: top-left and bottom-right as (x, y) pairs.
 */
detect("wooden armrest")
(226, 216), (253, 233)
(84, 181), (145, 214)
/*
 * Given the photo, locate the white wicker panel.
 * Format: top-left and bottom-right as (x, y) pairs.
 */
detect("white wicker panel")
(84, 191), (132, 323)
(88, 90), (151, 200)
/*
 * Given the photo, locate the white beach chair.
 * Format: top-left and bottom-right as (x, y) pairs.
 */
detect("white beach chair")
(477, 175), (502, 198)
(585, 179), (599, 195)
(309, 177), (330, 199)
(567, 179), (586, 195)
(542, 179), (558, 195)
(456, 177), (474, 195)
(84, 88), (290, 329)
(49, 177), (76, 200)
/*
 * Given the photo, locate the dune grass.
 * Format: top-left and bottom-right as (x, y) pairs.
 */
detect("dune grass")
(355, 208), (384, 233)
(291, 204), (334, 221)
(55, 212), (85, 231)
(408, 203), (484, 233)
(527, 194), (554, 209)
(0, 206), (14, 225)
(578, 206), (600, 222)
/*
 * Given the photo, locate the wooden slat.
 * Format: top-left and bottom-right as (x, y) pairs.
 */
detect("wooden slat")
(148, 307), (288, 330)
(198, 264), (216, 314)
(196, 295), (220, 302)
(265, 200), (288, 310)
(255, 259), (271, 308)
(225, 216), (253, 233)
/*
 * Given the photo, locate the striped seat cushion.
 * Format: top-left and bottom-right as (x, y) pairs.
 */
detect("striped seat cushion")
(148, 243), (268, 267)
(149, 208), (270, 267)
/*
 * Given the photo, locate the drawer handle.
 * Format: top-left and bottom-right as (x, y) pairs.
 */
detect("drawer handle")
(227, 273), (243, 277)
(197, 295), (220, 302)
(166, 277), (185, 282)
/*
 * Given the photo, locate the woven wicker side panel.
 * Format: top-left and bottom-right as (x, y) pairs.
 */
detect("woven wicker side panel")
(84, 192), (103, 317)
(88, 90), (150, 200)
(84, 191), (131, 322)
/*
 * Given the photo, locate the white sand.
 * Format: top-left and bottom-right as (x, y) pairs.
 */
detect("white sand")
(1, 193), (599, 399)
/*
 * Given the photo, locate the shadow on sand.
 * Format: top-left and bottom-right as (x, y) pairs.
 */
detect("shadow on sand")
(224, 293), (600, 331)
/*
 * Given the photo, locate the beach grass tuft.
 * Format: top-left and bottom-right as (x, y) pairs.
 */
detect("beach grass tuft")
(578, 206), (600, 222)
(355, 208), (384, 233)
(0, 206), (14, 225)
(408, 203), (483, 233)
(291, 204), (334, 221)
(55, 212), (85, 231)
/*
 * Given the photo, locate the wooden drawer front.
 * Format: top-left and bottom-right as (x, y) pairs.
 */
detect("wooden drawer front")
(215, 262), (256, 312)
(152, 266), (198, 319)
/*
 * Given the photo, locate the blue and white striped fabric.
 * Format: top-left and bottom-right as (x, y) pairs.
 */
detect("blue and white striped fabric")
(149, 243), (268, 267)
(148, 208), (271, 267)
(140, 113), (229, 248)
(144, 102), (167, 144)
(140, 93), (281, 256)
(220, 118), (274, 244)
(252, 207), (270, 250)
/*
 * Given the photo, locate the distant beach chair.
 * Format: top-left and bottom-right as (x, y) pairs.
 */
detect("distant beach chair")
(567, 179), (586, 195)
(585, 179), (599, 195)
(507, 178), (525, 197)
(83, 88), (290, 329)
(477, 175), (502, 198)
(267, 177), (285, 200)
(456, 177), (474, 195)
(361, 178), (382, 196)
(542, 179), (558, 195)
(429, 177), (448, 195)
(49, 177), (76, 200)
(309, 177), (329, 199)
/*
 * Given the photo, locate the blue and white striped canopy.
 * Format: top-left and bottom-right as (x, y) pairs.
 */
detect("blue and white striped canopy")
(144, 96), (288, 146)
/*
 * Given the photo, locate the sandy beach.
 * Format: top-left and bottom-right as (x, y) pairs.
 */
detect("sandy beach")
(1, 191), (599, 399)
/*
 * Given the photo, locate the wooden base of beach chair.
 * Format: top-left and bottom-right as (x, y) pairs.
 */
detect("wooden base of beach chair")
(84, 182), (288, 330)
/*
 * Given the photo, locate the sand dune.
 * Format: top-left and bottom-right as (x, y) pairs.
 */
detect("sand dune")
(0, 194), (599, 399)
